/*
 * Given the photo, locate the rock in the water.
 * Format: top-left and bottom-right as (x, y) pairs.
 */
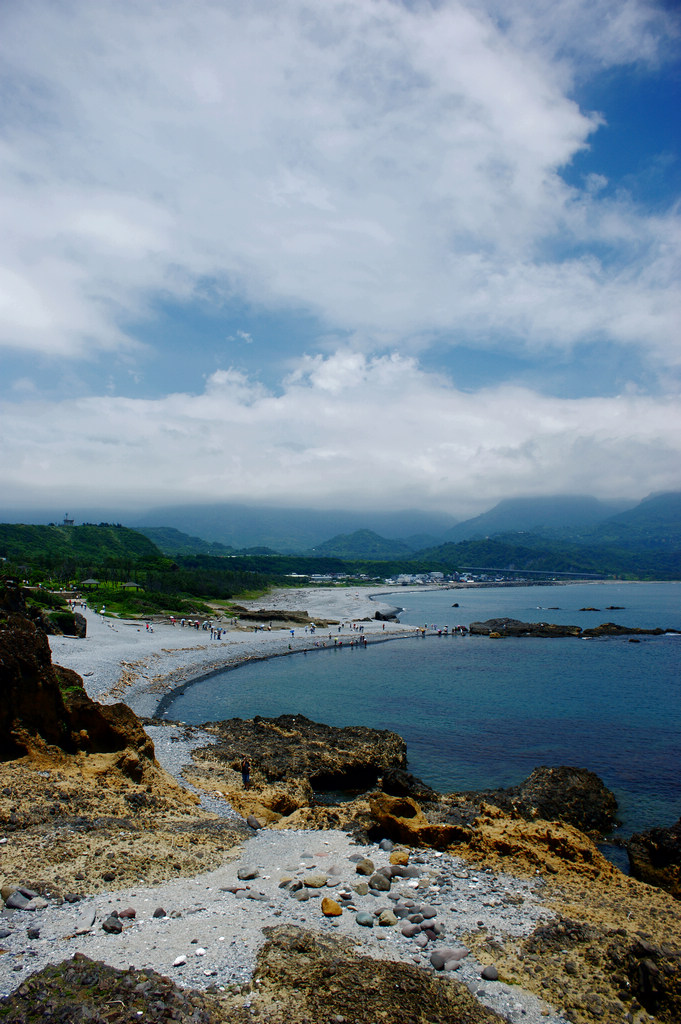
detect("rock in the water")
(480, 765), (618, 836)
(626, 818), (681, 899)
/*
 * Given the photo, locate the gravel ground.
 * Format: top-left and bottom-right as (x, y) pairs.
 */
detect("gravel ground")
(0, 819), (568, 1024)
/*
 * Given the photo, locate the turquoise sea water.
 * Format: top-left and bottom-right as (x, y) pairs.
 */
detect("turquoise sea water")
(164, 582), (680, 840)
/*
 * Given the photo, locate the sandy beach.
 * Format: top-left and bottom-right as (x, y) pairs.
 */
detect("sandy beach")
(48, 586), (421, 718)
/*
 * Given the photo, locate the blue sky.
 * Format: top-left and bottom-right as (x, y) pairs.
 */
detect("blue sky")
(0, 0), (679, 518)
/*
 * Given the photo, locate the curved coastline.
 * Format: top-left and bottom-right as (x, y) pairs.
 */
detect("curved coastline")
(47, 585), (425, 718)
(153, 625), (417, 719)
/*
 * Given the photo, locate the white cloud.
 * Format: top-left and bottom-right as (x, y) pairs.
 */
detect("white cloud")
(1, 352), (679, 514)
(0, 0), (677, 365)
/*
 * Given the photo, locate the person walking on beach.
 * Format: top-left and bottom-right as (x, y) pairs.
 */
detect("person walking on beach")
(241, 756), (250, 789)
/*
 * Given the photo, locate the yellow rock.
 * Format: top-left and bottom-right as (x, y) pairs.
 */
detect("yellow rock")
(321, 897), (342, 917)
(389, 848), (409, 865)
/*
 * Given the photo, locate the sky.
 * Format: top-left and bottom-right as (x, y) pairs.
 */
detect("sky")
(0, 0), (680, 521)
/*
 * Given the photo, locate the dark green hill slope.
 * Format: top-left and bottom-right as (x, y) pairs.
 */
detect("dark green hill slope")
(441, 495), (630, 543)
(308, 529), (415, 559)
(414, 537), (681, 580)
(590, 492), (681, 549)
(0, 523), (161, 566)
(135, 526), (235, 556)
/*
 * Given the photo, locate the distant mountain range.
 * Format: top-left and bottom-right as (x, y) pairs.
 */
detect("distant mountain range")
(121, 491), (681, 566)
(128, 503), (457, 553)
(1, 492), (679, 565)
(440, 495), (633, 544)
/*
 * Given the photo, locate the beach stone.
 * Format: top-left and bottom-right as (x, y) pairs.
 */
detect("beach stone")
(322, 897), (342, 917)
(27, 926), (40, 939)
(378, 909), (397, 926)
(237, 866), (259, 880)
(420, 906), (437, 919)
(355, 912), (374, 927)
(355, 857), (374, 876)
(401, 923), (421, 937)
(369, 872), (391, 892)
(481, 965), (499, 980)
(389, 864), (420, 878)
(353, 882), (369, 896)
(414, 933), (429, 948)
(153, 907), (167, 918)
(102, 915), (123, 934)
(390, 849), (410, 865)
(173, 956), (186, 967)
(378, 839), (394, 851)
(431, 949), (459, 970)
(118, 907), (136, 919)
(75, 908), (97, 934)
(5, 891), (30, 910)
(303, 872), (328, 888)
(0, 928), (11, 939)
(444, 958), (463, 971)
(24, 897), (48, 911)
(246, 814), (263, 830)
(293, 889), (309, 902)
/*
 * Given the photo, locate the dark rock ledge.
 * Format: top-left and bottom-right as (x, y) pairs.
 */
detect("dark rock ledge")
(469, 617), (679, 637)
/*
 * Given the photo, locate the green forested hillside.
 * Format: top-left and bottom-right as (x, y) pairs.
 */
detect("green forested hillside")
(135, 526), (235, 556)
(0, 523), (161, 566)
(308, 529), (415, 559)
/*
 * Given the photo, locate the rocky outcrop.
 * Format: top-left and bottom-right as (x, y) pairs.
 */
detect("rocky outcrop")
(0, 581), (152, 769)
(469, 617), (679, 637)
(197, 714), (407, 791)
(0, 583), (74, 758)
(368, 792), (470, 849)
(470, 617), (582, 637)
(626, 818), (681, 900)
(475, 766), (619, 837)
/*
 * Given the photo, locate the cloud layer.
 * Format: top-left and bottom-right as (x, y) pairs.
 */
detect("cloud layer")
(1, 0), (678, 363)
(0, 1), (679, 514)
(2, 353), (679, 514)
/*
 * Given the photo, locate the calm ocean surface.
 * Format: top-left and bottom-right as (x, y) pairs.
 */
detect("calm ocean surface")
(164, 582), (680, 841)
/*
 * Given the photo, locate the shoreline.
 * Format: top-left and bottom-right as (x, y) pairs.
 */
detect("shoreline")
(48, 585), (424, 718)
(48, 579), (678, 720)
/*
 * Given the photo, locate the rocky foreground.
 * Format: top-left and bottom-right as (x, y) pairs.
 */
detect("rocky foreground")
(0, 582), (680, 1024)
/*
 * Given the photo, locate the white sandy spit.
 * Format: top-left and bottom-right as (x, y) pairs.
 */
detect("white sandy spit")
(47, 586), (420, 718)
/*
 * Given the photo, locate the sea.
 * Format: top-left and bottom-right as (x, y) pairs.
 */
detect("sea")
(163, 582), (680, 855)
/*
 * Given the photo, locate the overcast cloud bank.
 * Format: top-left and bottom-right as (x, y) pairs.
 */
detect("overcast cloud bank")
(0, 1), (679, 515)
